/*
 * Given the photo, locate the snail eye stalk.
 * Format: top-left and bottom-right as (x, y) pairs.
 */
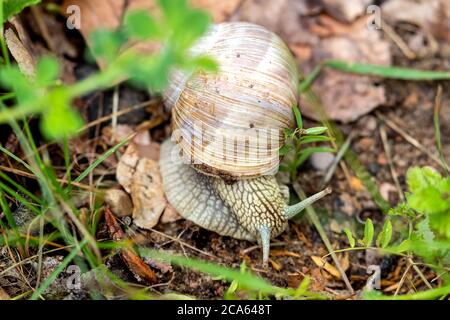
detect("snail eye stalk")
(259, 226), (271, 268)
(282, 187), (332, 220)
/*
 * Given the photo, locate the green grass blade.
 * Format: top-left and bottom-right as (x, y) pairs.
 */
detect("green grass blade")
(299, 60), (450, 93)
(325, 60), (450, 80)
(0, 180), (41, 215)
(71, 134), (134, 186)
(139, 248), (288, 296)
(0, 170), (44, 205)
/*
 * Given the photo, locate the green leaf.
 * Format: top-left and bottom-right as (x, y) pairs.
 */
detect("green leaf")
(406, 167), (450, 214)
(343, 227), (355, 248)
(189, 55), (219, 73)
(158, 0), (187, 26)
(2, 0), (41, 23)
(40, 88), (83, 140)
(0, 66), (37, 105)
(305, 127), (328, 135)
(363, 218), (374, 247)
(124, 10), (161, 40)
(292, 105), (303, 129)
(299, 135), (333, 144)
(89, 29), (127, 62)
(279, 144), (293, 156)
(36, 56), (60, 86)
(176, 9), (210, 49)
(376, 219), (393, 248)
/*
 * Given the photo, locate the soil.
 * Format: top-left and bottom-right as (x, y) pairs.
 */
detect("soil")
(1, 6), (449, 300)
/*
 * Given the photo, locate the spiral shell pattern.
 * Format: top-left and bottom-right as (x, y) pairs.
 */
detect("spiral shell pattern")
(164, 22), (298, 178)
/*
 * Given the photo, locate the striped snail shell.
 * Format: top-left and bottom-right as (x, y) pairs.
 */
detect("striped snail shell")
(163, 22), (299, 179)
(159, 22), (331, 267)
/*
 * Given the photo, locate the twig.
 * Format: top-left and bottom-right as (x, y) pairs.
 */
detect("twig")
(379, 124), (405, 201)
(146, 228), (217, 259)
(322, 132), (353, 186)
(376, 112), (444, 169)
(77, 99), (159, 133)
(0, 165), (97, 192)
(110, 86), (120, 145)
(381, 20), (416, 60)
(409, 258), (433, 290)
(293, 182), (354, 294)
(394, 260), (413, 296)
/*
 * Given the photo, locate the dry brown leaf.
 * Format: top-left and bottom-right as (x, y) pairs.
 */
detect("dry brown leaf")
(268, 258), (282, 271)
(309, 268), (328, 292)
(192, 0), (242, 22)
(63, 0), (242, 68)
(322, 0), (372, 23)
(0, 287), (10, 300)
(311, 255), (342, 279)
(4, 28), (36, 77)
(234, 0), (320, 45)
(270, 249), (301, 258)
(104, 188), (133, 217)
(338, 252), (350, 272)
(116, 141), (167, 229)
(349, 176), (364, 191)
(160, 204), (183, 223)
(301, 17), (391, 123)
(382, 0), (450, 41)
(104, 207), (157, 283)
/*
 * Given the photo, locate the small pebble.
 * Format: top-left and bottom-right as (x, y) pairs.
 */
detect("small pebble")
(104, 189), (133, 217)
(379, 182), (397, 202)
(309, 152), (335, 171)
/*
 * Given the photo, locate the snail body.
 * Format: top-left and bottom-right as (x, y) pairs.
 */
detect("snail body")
(159, 22), (330, 266)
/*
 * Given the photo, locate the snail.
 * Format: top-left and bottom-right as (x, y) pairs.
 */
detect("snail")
(159, 22), (331, 266)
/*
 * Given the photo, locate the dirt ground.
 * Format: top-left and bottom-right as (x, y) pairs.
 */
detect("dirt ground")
(1, 1), (449, 300)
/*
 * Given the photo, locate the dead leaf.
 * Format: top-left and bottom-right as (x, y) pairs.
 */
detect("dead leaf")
(268, 258), (282, 271)
(338, 252), (350, 272)
(382, 0), (450, 41)
(4, 28), (36, 77)
(104, 207), (157, 283)
(63, 0), (242, 68)
(192, 0), (242, 22)
(349, 176), (364, 191)
(117, 141), (167, 229)
(160, 204), (182, 223)
(309, 268), (328, 292)
(270, 249), (301, 258)
(322, 0), (372, 23)
(311, 255), (342, 279)
(301, 17), (391, 123)
(234, 0), (320, 45)
(0, 287), (10, 300)
(104, 188), (133, 217)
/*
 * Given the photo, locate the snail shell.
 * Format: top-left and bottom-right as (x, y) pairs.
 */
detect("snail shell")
(164, 22), (299, 179)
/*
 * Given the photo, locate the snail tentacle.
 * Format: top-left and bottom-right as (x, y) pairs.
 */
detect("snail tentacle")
(259, 226), (271, 268)
(282, 188), (333, 220)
